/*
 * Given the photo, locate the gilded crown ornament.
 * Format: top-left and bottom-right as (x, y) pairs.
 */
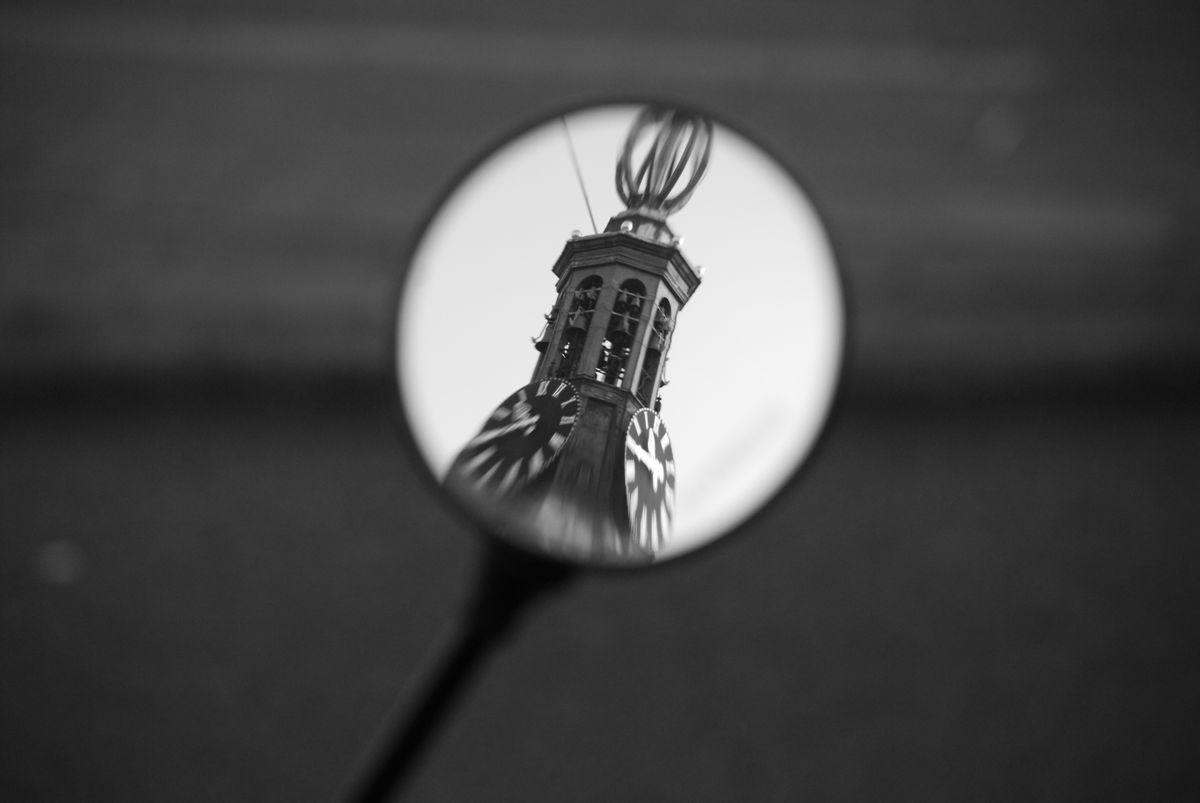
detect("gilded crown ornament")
(615, 107), (713, 217)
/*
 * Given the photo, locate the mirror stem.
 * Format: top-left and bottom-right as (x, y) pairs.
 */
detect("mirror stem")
(342, 539), (576, 802)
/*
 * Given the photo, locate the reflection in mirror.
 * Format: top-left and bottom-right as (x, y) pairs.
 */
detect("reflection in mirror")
(398, 103), (843, 567)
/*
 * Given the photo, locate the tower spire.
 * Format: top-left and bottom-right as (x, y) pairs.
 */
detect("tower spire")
(607, 107), (713, 244)
(616, 107), (713, 216)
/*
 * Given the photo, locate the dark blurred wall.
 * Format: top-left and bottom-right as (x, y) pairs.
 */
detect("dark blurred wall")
(2, 2), (1198, 800)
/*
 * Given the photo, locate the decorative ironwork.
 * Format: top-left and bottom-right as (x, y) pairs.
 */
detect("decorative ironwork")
(616, 107), (713, 216)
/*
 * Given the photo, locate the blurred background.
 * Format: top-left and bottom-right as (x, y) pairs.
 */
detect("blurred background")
(2, 1), (1198, 800)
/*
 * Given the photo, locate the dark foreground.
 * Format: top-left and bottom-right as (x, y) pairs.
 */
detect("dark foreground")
(2, 381), (1196, 801)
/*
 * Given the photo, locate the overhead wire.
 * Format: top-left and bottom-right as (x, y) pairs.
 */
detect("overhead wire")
(560, 116), (598, 235)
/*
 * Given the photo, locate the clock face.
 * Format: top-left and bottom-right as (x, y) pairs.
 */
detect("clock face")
(456, 379), (579, 495)
(624, 408), (676, 553)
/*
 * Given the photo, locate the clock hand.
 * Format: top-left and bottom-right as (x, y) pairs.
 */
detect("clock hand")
(629, 438), (664, 489)
(467, 413), (541, 448)
(498, 414), (539, 439)
(642, 443), (664, 489)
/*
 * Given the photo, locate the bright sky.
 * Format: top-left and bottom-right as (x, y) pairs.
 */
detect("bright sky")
(398, 104), (844, 560)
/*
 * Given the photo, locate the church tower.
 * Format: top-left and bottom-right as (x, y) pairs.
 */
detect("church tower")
(446, 108), (712, 564)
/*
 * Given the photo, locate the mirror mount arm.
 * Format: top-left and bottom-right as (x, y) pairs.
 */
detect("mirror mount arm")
(467, 537), (577, 638)
(342, 539), (576, 803)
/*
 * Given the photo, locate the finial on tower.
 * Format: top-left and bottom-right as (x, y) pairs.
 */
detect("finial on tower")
(615, 107), (713, 218)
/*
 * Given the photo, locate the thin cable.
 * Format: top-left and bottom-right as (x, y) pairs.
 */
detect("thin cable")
(561, 116), (598, 234)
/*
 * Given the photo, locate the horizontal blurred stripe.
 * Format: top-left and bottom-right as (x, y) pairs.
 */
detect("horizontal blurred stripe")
(0, 9), (1047, 93)
(1, 7), (1196, 396)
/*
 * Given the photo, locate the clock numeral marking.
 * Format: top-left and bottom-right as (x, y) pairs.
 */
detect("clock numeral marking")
(632, 416), (643, 437)
(463, 445), (498, 474)
(528, 449), (545, 477)
(497, 461), (522, 494)
(466, 428), (496, 448)
(665, 460), (676, 480)
(640, 506), (650, 546)
(538, 380), (549, 395)
(559, 414), (576, 427)
(548, 432), (566, 451)
(516, 388), (527, 404)
(661, 431), (670, 449)
(625, 459), (635, 483)
(476, 459), (503, 489)
(490, 406), (510, 421)
(551, 382), (566, 398)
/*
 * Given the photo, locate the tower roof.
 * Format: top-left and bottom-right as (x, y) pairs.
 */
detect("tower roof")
(550, 229), (702, 304)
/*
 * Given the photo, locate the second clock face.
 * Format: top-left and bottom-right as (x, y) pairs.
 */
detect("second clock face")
(457, 379), (579, 495)
(624, 408), (676, 553)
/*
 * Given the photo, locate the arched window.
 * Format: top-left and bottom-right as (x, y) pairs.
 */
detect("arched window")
(553, 275), (601, 378)
(597, 280), (646, 386)
(637, 298), (672, 402)
(571, 275), (603, 314)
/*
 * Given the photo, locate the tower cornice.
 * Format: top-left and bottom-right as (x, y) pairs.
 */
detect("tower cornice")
(551, 232), (702, 305)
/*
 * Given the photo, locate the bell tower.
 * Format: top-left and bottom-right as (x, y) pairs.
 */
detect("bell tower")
(447, 107), (712, 563)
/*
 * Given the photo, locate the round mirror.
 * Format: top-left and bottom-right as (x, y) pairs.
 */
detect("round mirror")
(395, 102), (844, 567)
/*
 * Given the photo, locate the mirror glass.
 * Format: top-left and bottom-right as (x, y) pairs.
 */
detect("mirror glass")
(396, 103), (844, 567)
